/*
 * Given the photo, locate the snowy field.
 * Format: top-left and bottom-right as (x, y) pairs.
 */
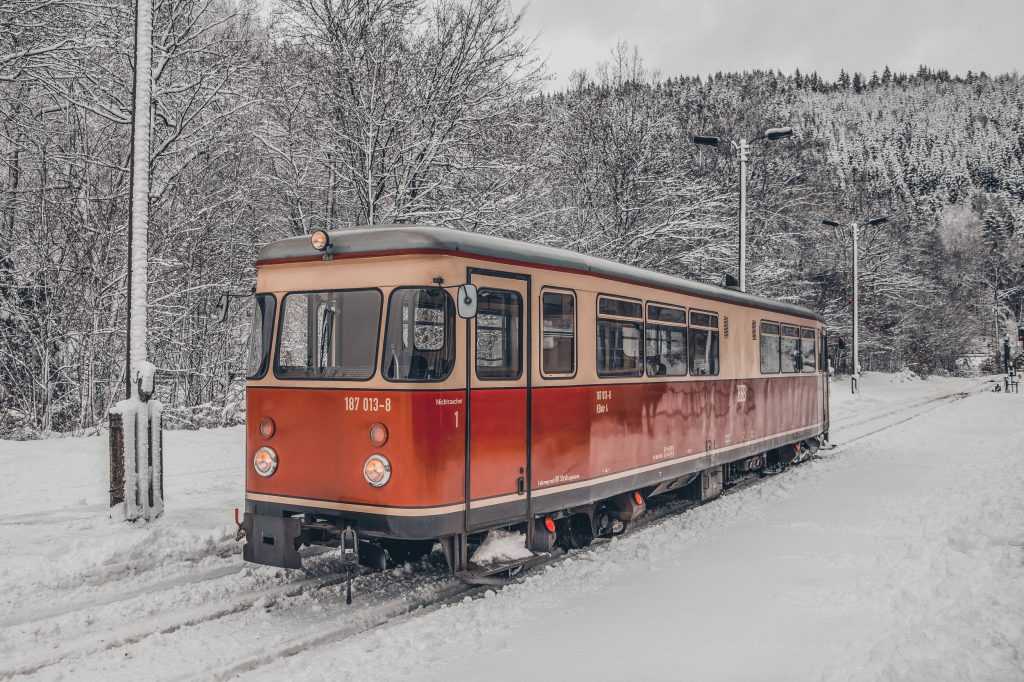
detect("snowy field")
(2, 372), (1022, 681)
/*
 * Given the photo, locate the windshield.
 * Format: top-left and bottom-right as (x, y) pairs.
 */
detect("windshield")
(275, 289), (381, 380)
(246, 294), (276, 379)
(382, 288), (455, 382)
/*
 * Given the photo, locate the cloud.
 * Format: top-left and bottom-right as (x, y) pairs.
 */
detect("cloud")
(516, 0), (1023, 88)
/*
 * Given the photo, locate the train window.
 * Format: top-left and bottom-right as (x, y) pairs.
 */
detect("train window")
(475, 289), (522, 380)
(246, 294), (276, 380)
(688, 310), (720, 376)
(597, 295), (643, 377)
(597, 320), (644, 376)
(599, 297), (643, 318)
(645, 302), (686, 376)
(780, 324), (801, 373)
(801, 328), (816, 373)
(647, 303), (686, 324)
(276, 289), (381, 380)
(382, 287), (455, 382)
(645, 325), (687, 376)
(759, 321), (781, 374)
(542, 291), (575, 376)
(820, 329), (828, 372)
(689, 311), (718, 329)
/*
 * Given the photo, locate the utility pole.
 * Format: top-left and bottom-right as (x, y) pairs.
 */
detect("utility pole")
(738, 139), (749, 291)
(693, 127), (793, 293)
(109, 0), (163, 523)
(129, 0), (153, 383)
(822, 215), (889, 394)
(852, 220), (859, 392)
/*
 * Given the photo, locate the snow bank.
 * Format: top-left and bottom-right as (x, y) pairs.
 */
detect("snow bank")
(0, 426), (243, 617)
(885, 367), (923, 383)
(471, 530), (533, 565)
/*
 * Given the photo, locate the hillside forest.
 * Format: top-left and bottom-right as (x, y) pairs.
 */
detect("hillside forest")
(1, 0), (1022, 436)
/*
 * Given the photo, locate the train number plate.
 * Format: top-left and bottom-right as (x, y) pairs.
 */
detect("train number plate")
(343, 396), (393, 413)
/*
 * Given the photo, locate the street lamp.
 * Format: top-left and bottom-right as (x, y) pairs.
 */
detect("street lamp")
(822, 215), (889, 394)
(693, 126), (794, 293)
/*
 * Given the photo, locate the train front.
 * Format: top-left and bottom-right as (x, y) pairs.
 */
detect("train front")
(238, 229), (467, 570)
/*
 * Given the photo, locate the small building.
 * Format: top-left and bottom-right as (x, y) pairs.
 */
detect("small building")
(954, 338), (994, 376)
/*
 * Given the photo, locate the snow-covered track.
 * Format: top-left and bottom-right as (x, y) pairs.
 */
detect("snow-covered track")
(830, 384), (985, 448)
(0, 562), (252, 634)
(0, 569), (349, 680)
(189, 577), (474, 682)
(191, 493), (718, 679)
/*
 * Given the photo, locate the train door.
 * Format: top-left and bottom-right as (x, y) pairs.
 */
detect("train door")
(821, 327), (831, 434)
(465, 270), (531, 532)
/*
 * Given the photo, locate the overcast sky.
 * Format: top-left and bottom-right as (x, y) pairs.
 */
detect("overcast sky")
(515, 0), (1023, 88)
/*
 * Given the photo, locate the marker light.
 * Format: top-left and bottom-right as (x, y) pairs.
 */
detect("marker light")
(363, 454), (392, 487)
(544, 516), (556, 534)
(258, 417), (276, 439)
(310, 229), (331, 252)
(633, 491), (644, 506)
(369, 422), (389, 447)
(253, 446), (278, 477)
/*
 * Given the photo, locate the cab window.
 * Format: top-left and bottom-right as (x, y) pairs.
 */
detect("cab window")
(276, 289), (381, 380)
(246, 294), (276, 379)
(382, 288), (455, 382)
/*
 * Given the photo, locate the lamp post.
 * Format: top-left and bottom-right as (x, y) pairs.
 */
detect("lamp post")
(693, 126), (793, 293)
(822, 215), (889, 393)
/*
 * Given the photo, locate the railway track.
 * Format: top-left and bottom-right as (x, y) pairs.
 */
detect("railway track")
(1, 383), (985, 680)
(828, 381), (988, 449)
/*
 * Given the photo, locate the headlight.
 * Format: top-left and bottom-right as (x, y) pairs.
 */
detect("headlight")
(310, 229), (331, 252)
(253, 446), (278, 477)
(363, 454), (391, 487)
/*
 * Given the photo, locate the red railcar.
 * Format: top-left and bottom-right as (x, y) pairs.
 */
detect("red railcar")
(239, 226), (828, 573)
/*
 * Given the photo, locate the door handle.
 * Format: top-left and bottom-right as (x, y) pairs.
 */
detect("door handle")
(516, 476), (525, 495)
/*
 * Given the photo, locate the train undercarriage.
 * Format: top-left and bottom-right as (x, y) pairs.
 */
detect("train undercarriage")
(238, 436), (826, 587)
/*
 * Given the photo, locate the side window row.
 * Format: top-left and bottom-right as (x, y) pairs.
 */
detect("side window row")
(540, 292), (720, 378)
(759, 321), (817, 375)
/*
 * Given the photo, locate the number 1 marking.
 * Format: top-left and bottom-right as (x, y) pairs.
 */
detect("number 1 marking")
(455, 410), (459, 428)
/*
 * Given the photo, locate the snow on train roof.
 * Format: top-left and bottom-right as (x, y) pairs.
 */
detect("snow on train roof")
(257, 225), (824, 322)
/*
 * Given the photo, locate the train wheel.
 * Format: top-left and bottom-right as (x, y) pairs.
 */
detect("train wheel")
(556, 513), (595, 550)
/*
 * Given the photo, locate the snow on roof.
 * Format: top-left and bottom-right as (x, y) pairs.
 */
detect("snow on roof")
(258, 225), (824, 323)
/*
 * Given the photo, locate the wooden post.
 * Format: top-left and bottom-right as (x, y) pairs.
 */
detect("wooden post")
(109, 411), (125, 507)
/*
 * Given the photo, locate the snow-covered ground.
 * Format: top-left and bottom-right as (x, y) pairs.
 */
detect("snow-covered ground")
(2, 372), (1022, 681)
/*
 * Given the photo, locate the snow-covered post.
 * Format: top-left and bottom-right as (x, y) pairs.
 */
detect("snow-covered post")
(110, 363), (164, 521)
(129, 0), (153, 377)
(109, 0), (162, 522)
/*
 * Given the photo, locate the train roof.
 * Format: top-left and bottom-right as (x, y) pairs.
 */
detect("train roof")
(257, 225), (824, 323)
